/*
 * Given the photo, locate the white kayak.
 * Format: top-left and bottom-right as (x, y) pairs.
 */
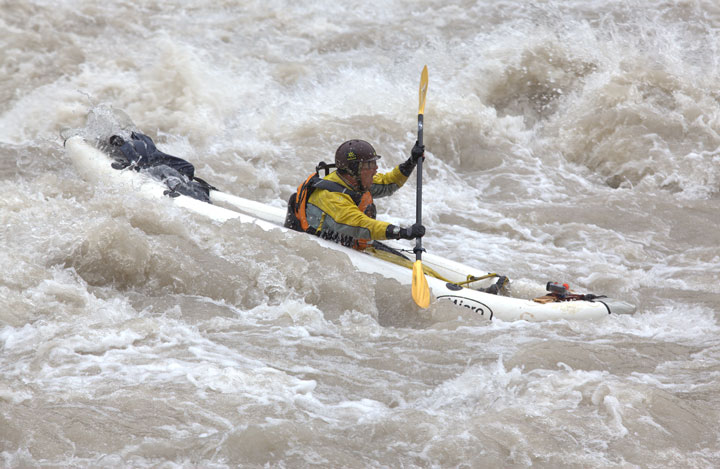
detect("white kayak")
(65, 136), (636, 321)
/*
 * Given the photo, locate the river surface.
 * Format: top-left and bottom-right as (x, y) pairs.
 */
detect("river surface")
(2, 1), (720, 467)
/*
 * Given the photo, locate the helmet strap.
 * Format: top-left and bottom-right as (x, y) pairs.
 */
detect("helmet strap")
(338, 171), (362, 191)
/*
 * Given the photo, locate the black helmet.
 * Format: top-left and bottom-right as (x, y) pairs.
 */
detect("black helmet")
(335, 139), (381, 176)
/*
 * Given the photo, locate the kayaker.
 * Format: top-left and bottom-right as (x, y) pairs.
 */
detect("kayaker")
(285, 139), (426, 250)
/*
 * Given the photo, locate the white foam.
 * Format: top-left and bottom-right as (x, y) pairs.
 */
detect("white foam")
(3, 1), (720, 467)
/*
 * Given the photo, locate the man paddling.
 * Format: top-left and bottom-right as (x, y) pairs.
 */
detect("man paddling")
(285, 139), (426, 250)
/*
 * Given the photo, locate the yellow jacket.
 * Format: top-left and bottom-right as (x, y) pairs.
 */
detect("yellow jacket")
(305, 166), (410, 245)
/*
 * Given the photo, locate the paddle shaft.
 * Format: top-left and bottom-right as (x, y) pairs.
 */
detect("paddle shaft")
(414, 113), (423, 261)
(411, 65), (430, 309)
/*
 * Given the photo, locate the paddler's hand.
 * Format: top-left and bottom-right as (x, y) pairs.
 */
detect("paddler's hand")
(411, 140), (425, 163)
(387, 223), (425, 240)
(399, 141), (426, 177)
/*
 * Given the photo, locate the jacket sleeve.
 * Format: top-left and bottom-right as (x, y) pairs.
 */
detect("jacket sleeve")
(369, 165), (410, 199)
(308, 190), (391, 240)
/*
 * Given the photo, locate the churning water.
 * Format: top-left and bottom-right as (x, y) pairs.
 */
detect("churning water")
(2, 0), (720, 467)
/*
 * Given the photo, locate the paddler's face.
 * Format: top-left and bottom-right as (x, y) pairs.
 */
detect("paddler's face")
(359, 159), (377, 190)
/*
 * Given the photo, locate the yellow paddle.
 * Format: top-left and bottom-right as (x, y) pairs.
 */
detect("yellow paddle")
(412, 66), (430, 308)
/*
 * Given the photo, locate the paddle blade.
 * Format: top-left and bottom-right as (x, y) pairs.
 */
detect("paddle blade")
(412, 260), (431, 308)
(418, 65), (428, 115)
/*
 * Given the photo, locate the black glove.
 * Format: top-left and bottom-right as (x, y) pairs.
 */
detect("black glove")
(386, 223), (425, 240)
(410, 140), (425, 163)
(399, 141), (426, 177)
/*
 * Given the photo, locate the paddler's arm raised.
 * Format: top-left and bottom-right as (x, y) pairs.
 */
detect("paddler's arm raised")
(370, 141), (425, 199)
